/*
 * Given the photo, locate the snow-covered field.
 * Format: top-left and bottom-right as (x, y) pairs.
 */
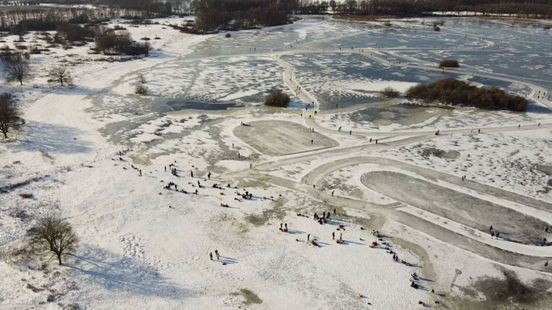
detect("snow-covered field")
(1, 15), (552, 309)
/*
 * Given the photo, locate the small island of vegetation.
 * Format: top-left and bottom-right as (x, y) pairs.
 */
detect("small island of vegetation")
(264, 89), (290, 107)
(406, 78), (528, 112)
(439, 59), (460, 68)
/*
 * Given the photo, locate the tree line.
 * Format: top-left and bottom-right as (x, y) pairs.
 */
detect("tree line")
(0, 1), (172, 33)
(191, 0), (297, 33)
(296, 0), (552, 18)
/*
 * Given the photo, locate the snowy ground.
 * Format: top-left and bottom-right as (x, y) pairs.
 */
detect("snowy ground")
(1, 15), (552, 309)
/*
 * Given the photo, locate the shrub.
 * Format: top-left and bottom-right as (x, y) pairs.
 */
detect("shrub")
(382, 87), (400, 98)
(135, 84), (148, 95)
(264, 89), (290, 107)
(56, 23), (95, 42)
(94, 27), (149, 56)
(30, 46), (42, 54)
(138, 74), (146, 84)
(439, 59), (459, 68)
(94, 28), (132, 54)
(135, 75), (148, 95)
(406, 78), (528, 112)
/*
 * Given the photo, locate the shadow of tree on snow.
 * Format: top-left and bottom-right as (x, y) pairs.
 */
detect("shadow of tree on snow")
(10, 121), (93, 154)
(67, 246), (189, 299)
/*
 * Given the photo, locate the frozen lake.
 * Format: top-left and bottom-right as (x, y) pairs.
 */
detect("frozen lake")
(94, 16), (552, 143)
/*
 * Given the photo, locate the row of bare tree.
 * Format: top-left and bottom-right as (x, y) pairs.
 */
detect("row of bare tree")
(0, 1), (171, 33)
(297, 0), (552, 18)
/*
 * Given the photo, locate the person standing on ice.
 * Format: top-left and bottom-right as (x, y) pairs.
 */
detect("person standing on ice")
(215, 250), (220, 260)
(209, 252), (213, 260)
(207, 171), (211, 180)
(332, 231), (335, 240)
(307, 234), (310, 241)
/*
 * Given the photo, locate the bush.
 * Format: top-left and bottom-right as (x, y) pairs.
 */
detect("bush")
(30, 46), (42, 54)
(439, 59), (459, 68)
(382, 87), (400, 98)
(135, 83), (148, 95)
(94, 27), (149, 56)
(406, 78), (528, 112)
(264, 89), (290, 107)
(56, 23), (95, 42)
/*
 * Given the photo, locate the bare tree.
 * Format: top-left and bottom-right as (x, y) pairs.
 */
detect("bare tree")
(3, 53), (31, 86)
(33, 217), (78, 265)
(49, 66), (72, 86)
(0, 93), (22, 139)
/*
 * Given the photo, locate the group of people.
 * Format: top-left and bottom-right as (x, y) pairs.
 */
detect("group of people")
(165, 163), (179, 177)
(489, 225), (500, 239)
(410, 272), (421, 289)
(535, 90), (548, 100)
(209, 249), (220, 261)
(164, 181), (199, 195)
(313, 210), (332, 224)
(162, 164), (220, 196)
(236, 190), (254, 201)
